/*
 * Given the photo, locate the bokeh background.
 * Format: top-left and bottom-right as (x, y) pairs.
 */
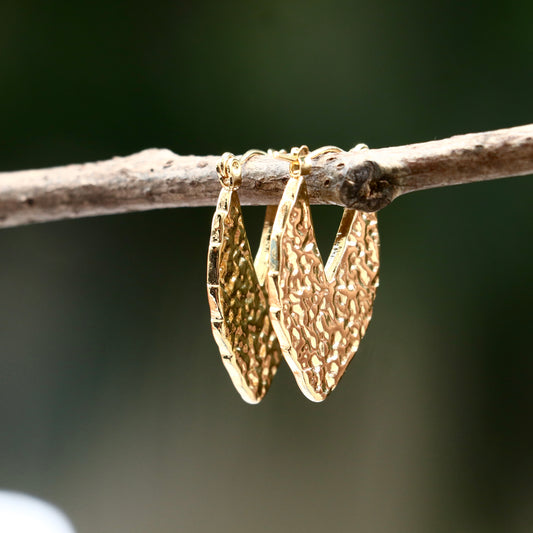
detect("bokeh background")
(1, 1), (532, 532)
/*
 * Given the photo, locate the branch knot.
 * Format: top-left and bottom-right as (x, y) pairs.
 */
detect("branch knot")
(340, 160), (394, 212)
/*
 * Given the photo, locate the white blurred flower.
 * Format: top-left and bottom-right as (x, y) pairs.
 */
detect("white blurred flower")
(0, 491), (75, 533)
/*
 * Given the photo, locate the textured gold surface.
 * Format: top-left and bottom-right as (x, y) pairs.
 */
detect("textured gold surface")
(268, 176), (379, 402)
(207, 188), (282, 404)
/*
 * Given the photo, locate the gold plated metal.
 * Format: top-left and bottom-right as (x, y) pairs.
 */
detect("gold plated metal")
(268, 145), (380, 402)
(207, 151), (282, 404)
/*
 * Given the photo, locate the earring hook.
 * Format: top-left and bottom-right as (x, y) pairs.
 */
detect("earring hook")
(271, 145), (311, 178)
(216, 150), (268, 190)
(241, 149), (266, 165)
(216, 152), (242, 190)
(308, 146), (343, 158)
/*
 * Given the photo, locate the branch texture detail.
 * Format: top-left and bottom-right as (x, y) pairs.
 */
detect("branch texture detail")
(0, 124), (532, 229)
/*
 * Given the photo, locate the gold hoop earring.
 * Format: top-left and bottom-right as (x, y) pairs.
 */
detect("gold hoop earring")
(268, 145), (380, 402)
(207, 151), (282, 404)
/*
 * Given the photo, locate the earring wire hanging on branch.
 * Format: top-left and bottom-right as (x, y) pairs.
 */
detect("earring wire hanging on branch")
(266, 144), (380, 401)
(207, 149), (282, 404)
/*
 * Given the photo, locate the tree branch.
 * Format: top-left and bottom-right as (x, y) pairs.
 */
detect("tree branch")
(0, 124), (532, 229)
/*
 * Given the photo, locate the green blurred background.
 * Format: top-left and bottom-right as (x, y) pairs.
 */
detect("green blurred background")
(1, 1), (532, 532)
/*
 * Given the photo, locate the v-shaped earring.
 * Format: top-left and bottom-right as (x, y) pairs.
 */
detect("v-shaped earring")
(207, 151), (282, 404)
(268, 145), (380, 402)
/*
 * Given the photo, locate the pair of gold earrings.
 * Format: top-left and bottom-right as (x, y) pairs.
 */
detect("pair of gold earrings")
(207, 145), (380, 403)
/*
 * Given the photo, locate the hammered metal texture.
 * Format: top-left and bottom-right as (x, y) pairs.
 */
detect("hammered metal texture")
(268, 176), (379, 402)
(207, 189), (282, 404)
